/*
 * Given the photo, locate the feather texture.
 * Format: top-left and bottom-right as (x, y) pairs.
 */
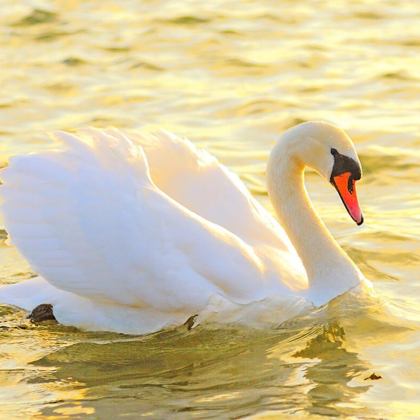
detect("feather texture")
(0, 128), (307, 333)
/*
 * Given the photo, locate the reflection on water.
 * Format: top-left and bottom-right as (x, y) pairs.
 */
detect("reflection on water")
(2, 290), (419, 419)
(1, 0), (420, 418)
(31, 318), (374, 419)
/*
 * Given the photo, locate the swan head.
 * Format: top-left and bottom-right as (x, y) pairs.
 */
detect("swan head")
(273, 121), (363, 225)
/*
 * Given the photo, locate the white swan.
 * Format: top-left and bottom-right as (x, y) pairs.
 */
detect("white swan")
(0, 121), (368, 334)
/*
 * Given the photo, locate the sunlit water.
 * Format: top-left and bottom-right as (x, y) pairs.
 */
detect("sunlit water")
(0, 1), (420, 419)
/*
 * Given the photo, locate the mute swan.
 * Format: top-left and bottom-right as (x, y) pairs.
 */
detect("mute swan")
(0, 121), (368, 334)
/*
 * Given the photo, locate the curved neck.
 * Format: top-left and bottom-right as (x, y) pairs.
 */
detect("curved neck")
(267, 145), (362, 305)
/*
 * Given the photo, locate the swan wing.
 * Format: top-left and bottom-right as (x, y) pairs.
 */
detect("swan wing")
(122, 128), (308, 291)
(113, 128), (293, 249)
(0, 129), (269, 312)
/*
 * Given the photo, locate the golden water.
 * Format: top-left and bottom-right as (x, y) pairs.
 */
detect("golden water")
(1, 1), (420, 419)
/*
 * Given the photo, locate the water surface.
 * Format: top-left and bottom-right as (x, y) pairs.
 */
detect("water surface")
(0, 0), (420, 419)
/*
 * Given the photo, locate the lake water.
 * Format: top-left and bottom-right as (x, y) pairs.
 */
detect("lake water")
(0, 1), (419, 419)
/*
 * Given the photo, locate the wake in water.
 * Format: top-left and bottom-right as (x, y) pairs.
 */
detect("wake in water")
(2, 276), (419, 420)
(3, 277), (417, 336)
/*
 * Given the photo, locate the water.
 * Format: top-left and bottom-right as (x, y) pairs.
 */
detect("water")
(0, 0), (420, 418)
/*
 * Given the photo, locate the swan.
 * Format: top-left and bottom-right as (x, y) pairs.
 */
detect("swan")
(0, 121), (368, 334)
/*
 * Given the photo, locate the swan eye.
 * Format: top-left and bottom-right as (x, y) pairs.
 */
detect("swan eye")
(330, 149), (361, 182)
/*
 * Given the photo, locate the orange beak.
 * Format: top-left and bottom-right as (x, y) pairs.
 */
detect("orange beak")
(332, 172), (363, 225)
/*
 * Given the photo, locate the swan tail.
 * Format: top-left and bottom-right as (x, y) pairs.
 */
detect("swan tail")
(0, 277), (189, 334)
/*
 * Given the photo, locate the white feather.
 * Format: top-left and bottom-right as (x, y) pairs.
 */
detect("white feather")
(0, 128), (306, 333)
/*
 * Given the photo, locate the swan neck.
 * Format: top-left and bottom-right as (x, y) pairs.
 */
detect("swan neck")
(267, 145), (361, 303)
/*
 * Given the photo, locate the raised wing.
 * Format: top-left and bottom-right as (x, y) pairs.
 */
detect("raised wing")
(116, 128), (293, 250)
(0, 128), (278, 312)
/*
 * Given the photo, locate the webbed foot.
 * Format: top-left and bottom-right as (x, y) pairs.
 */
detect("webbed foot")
(184, 314), (198, 331)
(28, 304), (57, 324)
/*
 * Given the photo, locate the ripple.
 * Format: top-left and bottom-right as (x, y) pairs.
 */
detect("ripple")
(100, 45), (131, 53)
(213, 99), (288, 119)
(11, 9), (58, 27)
(378, 70), (418, 81)
(162, 16), (211, 25)
(36, 31), (78, 42)
(43, 82), (79, 96)
(400, 39), (420, 47)
(130, 61), (164, 71)
(62, 57), (88, 67)
(281, 117), (310, 130)
(360, 153), (419, 177)
(350, 12), (386, 20)
(226, 58), (268, 68)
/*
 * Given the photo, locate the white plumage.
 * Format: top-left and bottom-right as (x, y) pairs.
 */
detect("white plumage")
(0, 127), (309, 334)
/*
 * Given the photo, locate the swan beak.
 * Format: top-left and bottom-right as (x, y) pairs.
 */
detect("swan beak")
(332, 172), (363, 225)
